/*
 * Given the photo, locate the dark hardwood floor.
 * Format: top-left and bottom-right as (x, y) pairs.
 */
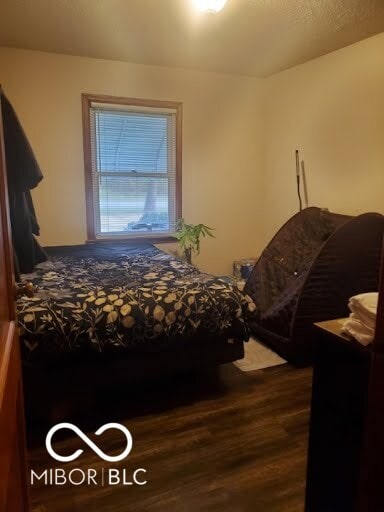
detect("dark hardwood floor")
(27, 363), (312, 512)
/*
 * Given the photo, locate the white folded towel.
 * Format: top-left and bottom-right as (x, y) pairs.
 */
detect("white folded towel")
(342, 292), (378, 346)
(342, 316), (375, 346)
(348, 292), (378, 330)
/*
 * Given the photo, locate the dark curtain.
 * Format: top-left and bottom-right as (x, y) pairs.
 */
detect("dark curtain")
(0, 91), (47, 279)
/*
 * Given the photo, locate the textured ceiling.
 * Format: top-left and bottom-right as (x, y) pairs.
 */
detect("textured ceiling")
(1, 0), (384, 77)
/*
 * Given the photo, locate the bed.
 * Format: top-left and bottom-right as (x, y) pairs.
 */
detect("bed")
(17, 243), (252, 418)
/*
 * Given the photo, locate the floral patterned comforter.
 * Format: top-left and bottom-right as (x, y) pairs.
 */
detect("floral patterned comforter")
(17, 243), (254, 362)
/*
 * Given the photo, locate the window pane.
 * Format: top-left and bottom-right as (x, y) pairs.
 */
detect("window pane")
(95, 111), (168, 173)
(87, 99), (179, 240)
(98, 175), (171, 234)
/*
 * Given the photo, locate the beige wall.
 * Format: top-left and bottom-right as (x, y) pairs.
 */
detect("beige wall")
(2, 33), (384, 275)
(0, 47), (264, 275)
(262, 33), (384, 246)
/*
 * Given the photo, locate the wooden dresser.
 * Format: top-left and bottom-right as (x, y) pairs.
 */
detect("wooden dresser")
(305, 319), (371, 511)
(306, 309), (384, 511)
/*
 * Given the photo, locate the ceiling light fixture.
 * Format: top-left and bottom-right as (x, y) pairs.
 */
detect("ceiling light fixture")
(192, 0), (228, 13)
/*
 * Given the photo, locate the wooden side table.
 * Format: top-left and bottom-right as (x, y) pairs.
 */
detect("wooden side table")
(305, 319), (372, 512)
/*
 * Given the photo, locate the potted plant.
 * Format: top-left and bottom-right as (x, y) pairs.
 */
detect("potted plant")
(175, 219), (215, 264)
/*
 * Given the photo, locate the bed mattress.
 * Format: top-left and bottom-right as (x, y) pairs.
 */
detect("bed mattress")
(17, 243), (253, 362)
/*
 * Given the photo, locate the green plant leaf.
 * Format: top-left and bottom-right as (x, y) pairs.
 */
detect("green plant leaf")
(175, 219), (214, 262)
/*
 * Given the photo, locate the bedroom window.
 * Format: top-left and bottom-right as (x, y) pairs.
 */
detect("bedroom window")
(82, 94), (182, 241)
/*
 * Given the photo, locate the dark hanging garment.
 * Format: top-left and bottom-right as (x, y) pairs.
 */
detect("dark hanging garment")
(0, 91), (47, 279)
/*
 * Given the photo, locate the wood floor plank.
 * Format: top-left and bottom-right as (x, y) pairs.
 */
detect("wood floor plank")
(27, 363), (312, 512)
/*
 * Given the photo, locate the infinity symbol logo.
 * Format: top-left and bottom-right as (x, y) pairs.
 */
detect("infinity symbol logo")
(46, 423), (133, 463)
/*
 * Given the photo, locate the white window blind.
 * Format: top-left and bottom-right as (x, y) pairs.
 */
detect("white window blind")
(89, 102), (178, 238)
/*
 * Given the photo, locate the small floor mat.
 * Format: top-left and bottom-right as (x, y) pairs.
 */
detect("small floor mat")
(234, 337), (286, 371)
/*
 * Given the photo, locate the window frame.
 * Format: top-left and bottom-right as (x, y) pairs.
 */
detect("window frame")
(82, 93), (182, 242)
